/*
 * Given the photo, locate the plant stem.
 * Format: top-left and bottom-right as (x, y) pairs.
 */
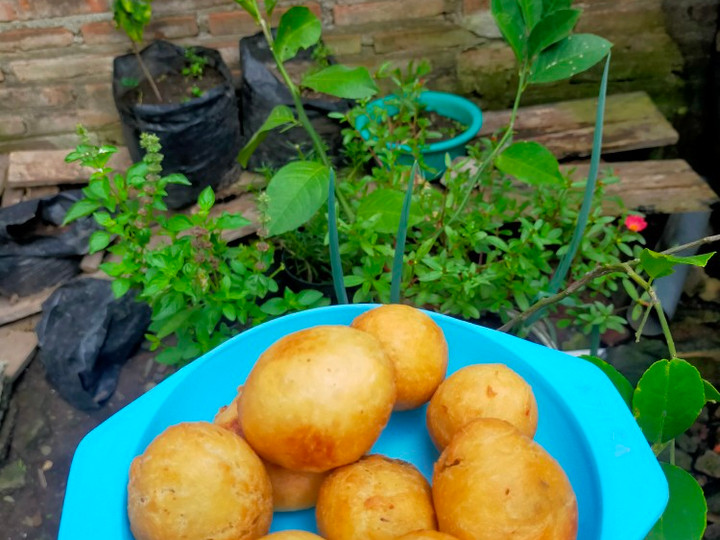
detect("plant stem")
(500, 233), (720, 333)
(132, 42), (162, 103)
(257, 18), (355, 222)
(670, 440), (676, 466)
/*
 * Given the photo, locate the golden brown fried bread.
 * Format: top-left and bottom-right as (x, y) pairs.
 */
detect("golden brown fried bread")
(351, 304), (448, 410)
(432, 418), (577, 540)
(316, 455), (437, 540)
(240, 326), (396, 472)
(127, 422), (273, 540)
(426, 364), (538, 449)
(258, 532), (325, 539)
(264, 460), (328, 511)
(397, 532), (460, 540)
(213, 387), (243, 436)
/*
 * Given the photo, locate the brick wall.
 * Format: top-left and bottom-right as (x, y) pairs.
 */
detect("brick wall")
(0, 0), (701, 152)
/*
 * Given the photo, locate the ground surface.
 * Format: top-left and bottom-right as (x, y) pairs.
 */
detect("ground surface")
(0, 289), (719, 539)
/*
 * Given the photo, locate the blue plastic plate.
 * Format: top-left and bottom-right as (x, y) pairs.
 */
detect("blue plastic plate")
(59, 304), (668, 539)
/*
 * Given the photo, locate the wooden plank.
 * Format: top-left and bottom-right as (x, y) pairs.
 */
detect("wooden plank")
(564, 160), (719, 214)
(80, 251), (105, 274)
(0, 287), (56, 326)
(480, 92), (678, 159)
(0, 330), (37, 383)
(7, 147), (132, 188)
(212, 193), (260, 242)
(0, 154), (7, 198)
(1, 187), (22, 207)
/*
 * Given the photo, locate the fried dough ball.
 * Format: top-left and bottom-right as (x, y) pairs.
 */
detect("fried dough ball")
(240, 325), (396, 472)
(213, 388), (326, 511)
(397, 532), (460, 540)
(426, 364), (538, 450)
(264, 460), (328, 511)
(316, 455), (437, 540)
(127, 422), (273, 540)
(213, 387), (243, 435)
(351, 304), (448, 410)
(258, 532), (325, 539)
(432, 419), (577, 540)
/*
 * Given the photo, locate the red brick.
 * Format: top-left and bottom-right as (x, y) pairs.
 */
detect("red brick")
(81, 83), (115, 112)
(464, 0), (489, 13)
(83, 16), (198, 45)
(0, 2), (16, 21)
(209, 3), (322, 36)
(324, 33), (363, 56)
(0, 28), (74, 52)
(374, 25), (476, 53)
(16, 0), (108, 19)
(25, 109), (118, 136)
(11, 54), (113, 82)
(0, 85), (74, 111)
(333, 0), (445, 26)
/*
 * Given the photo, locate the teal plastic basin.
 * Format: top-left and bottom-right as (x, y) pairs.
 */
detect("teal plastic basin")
(355, 91), (483, 177)
(59, 304), (667, 539)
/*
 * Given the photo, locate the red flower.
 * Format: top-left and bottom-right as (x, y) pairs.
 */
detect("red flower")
(624, 215), (647, 232)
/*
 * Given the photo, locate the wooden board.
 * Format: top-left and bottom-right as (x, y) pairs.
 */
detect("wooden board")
(480, 92), (679, 159)
(564, 160), (719, 214)
(0, 287), (56, 326)
(0, 329), (37, 382)
(7, 147), (132, 188)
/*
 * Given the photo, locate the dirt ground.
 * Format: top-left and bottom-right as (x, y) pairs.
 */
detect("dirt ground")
(1, 286), (719, 539)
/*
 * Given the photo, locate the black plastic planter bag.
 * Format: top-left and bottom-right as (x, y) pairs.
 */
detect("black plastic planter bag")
(0, 190), (97, 296)
(113, 40), (241, 209)
(36, 278), (151, 410)
(239, 32), (350, 169)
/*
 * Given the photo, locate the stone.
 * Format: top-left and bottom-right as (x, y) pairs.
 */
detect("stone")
(694, 449), (720, 477)
(460, 11), (502, 39)
(674, 449), (693, 472)
(0, 459), (26, 492)
(705, 523), (720, 540)
(707, 491), (720, 514)
(676, 432), (700, 453)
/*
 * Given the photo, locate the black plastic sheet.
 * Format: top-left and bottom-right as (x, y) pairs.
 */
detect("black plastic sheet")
(0, 190), (96, 296)
(239, 32), (349, 169)
(113, 40), (241, 208)
(36, 278), (151, 410)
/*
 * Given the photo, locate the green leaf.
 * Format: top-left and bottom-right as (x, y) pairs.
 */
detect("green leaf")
(153, 309), (194, 340)
(275, 6), (322, 63)
(632, 358), (706, 445)
(355, 188), (423, 234)
(265, 161), (330, 236)
(237, 105), (297, 167)
(542, 0), (571, 14)
(391, 163), (418, 304)
(327, 169), (348, 304)
(297, 289), (324, 306)
(88, 230), (112, 253)
(197, 186), (215, 211)
(62, 199), (102, 225)
(580, 355), (634, 408)
(531, 34), (612, 84)
(704, 379), (720, 403)
(639, 249), (715, 280)
(111, 278), (132, 298)
(646, 462), (706, 540)
(166, 214), (194, 233)
(260, 297), (287, 316)
(491, 0), (526, 61)
(164, 173), (191, 186)
(496, 141), (563, 186)
(518, 0), (543, 30)
(222, 304), (237, 322)
(216, 213), (251, 230)
(301, 65), (378, 99)
(265, 0), (278, 16)
(527, 9), (581, 58)
(233, 0), (261, 20)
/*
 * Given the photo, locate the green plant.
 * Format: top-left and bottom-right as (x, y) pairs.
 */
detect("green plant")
(63, 128), (326, 366)
(112, 0), (163, 102)
(182, 47), (209, 80)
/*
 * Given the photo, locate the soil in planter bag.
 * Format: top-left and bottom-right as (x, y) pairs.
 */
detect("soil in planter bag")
(36, 278), (151, 410)
(239, 32), (350, 170)
(113, 40), (241, 209)
(0, 190), (98, 297)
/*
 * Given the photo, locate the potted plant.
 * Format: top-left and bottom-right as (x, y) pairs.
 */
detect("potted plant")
(111, 0), (241, 208)
(352, 61), (483, 178)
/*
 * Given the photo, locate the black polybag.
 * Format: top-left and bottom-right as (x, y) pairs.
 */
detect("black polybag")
(113, 40), (241, 209)
(36, 278), (151, 410)
(239, 32), (350, 169)
(0, 190), (97, 296)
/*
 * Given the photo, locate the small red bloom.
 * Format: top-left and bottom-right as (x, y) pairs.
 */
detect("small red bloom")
(624, 215), (648, 232)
